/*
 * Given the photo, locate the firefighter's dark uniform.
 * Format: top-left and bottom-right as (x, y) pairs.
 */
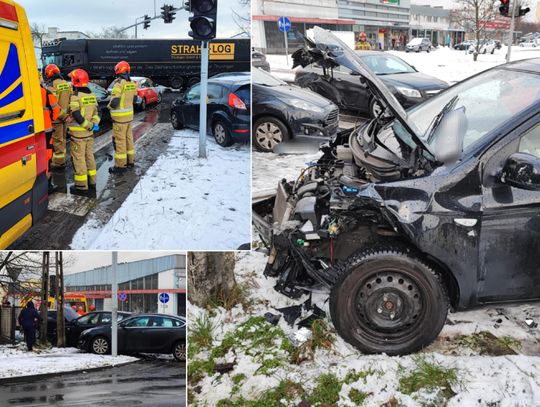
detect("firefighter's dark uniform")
(68, 88), (100, 191)
(49, 77), (72, 168)
(109, 77), (136, 169)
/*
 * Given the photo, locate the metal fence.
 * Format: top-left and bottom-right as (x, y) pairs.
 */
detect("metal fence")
(0, 305), (20, 344)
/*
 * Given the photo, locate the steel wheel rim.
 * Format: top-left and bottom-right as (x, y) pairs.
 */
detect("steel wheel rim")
(175, 343), (186, 360)
(171, 113), (178, 128)
(92, 338), (108, 354)
(214, 124), (226, 143)
(256, 122), (283, 150)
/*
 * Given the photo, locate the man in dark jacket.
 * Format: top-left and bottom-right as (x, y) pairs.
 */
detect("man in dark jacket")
(18, 301), (42, 351)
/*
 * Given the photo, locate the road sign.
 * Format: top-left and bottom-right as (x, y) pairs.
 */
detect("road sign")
(118, 291), (127, 302)
(159, 293), (170, 304)
(277, 16), (291, 33)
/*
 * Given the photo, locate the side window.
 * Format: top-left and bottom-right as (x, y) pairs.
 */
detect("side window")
(186, 85), (201, 101)
(100, 313), (112, 324)
(124, 316), (150, 327)
(147, 79), (154, 87)
(149, 317), (174, 327)
(518, 124), (540, 158)
(87, 313), (100, 324)
(76, 314), (93, 324)
(207, 84), (223, 100)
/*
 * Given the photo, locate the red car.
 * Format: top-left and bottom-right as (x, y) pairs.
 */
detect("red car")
(108, 76), (162, 110)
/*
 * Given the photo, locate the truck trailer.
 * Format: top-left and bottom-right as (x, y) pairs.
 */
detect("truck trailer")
(41, 38), (250, 89)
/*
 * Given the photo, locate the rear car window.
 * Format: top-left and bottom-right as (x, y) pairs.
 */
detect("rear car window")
(235, 85), (250, 104)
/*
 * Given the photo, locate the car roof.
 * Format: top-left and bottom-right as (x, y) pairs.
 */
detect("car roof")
(503, 58), (540, 73)
(125, 313), (185, 318)
(208, 76), (250, 86)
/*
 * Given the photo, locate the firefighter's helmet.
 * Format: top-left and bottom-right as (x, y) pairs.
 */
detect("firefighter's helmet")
(359, 32), (367, 41)
(69, 69), (89, 88)
(114, 61), (131, 75)
(44, 64), (61, 79)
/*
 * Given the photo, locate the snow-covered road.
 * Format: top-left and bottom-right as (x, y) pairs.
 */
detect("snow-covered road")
(71, 130), (251, 250)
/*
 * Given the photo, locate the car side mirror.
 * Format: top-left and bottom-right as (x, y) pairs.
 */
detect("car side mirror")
(432, 107), (467, 165)
(500, 152), (540, 191)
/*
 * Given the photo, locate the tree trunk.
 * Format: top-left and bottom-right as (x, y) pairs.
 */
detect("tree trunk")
(56, 252), (65, 347)
(188, 252), (236, 308)
(39, 252), (49, 346)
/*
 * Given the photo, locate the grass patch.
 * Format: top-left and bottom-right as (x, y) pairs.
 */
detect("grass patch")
(344, 368), (379, 385)
(189, 313), (214, 356)
(208, 283), (253, 311)
(217, 379), (305, 407)
(309, 373), (342, 406)
(458, 331), (521, 355)
(188, 358), (216, 385)
(349, 388), (368, 405)
(399, 357), (458, 405)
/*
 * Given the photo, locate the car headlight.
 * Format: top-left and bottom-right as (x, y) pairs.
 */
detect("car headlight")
(396, 86), (422, 99)
(289, 99), (325, 113)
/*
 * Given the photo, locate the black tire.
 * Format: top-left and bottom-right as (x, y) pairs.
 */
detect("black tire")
(213, 120), (233, 147)
(329, 246), (449, 355)
(369, 98), (383, 119)
(491, 48), (495, 54)
(188, 77), (200, 87)
(140, 98), (147, 110)
(253, 116), (289, 153)
(170, 77), (184, 89)
(426, 47), (430, 53)
(90, 336), (110, 355)
(171, 111), (183, 130)
(173, 341), (186, 361)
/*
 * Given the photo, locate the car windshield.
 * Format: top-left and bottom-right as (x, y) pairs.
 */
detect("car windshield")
(252, 68), (285, 87)
(403, 67), (540, 153)
(359, 54), (415, 75)
(409, 38), (423, 45)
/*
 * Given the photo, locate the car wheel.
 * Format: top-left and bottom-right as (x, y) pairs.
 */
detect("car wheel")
(171, 111), (184, 130)
(369, 98), (384, 119)
(140, 98), (147, 110)
(188, 77), (200, 87)
(173, 341), (186, 361)
(213, 120), (233, 147)
(329, 245), (449, 355)
(90, 336), (110, 355)
(157, 93), (162, 103)
(253, 117), (288, 153)
(427, 47), (430, 53)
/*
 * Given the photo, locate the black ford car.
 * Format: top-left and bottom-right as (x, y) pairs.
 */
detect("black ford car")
(253, 27), (540, 356)
(294, 50), (448, 118)
(78, 313), (186, 361)
(252, 68), (339, 152)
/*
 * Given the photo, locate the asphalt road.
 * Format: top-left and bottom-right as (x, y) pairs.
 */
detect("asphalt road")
(9, 91), (181, 250)
(0, 358), (186, 407)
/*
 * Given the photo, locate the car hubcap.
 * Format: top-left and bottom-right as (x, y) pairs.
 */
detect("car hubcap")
(175, 343), (186, 360)
(256, 122), (283, 150)
(215, 124), (226, 143)
(93, 338), (108, 354)
(356, 271), (422, 332)
(172, 114), (178, 128)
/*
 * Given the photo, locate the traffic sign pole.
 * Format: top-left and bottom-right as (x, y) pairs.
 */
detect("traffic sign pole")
(506, 0), (518, 63)
(278, 17), (291, 67)
(284, 30), (289, 66)
(111, 252), (118, 357)
(199, 40), (209, 158)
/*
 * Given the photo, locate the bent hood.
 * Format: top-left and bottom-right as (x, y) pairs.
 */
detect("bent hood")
(269, 83), (336, 109)
(381, 72), (449, 91)
(293, 27), (430, 154)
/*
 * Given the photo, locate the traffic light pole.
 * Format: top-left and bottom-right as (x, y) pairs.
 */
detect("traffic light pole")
(111, 252), (118, 357)
(506, 0), (518, 63)
(199, 41), (209, 159)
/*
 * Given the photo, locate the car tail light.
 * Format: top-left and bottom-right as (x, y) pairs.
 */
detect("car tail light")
(228, 92), (247, 110)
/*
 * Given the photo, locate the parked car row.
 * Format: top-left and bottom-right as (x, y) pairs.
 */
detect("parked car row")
(43, 309), (186, 361)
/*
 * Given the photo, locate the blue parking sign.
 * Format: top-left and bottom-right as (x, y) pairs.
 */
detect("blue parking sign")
(159, 293), (170, 304)
(278, 16), (291, 33)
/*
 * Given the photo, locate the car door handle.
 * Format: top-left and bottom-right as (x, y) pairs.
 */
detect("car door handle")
(454, 218), (477, 227)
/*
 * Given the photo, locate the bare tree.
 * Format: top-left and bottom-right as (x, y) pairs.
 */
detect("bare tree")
(232, 0), (250, 37)
(86, 26), (130, 39)
(30, 23), (46, 48)
(188, 252), (236, 308)
(0, 252), (43, 302)
(453, 0), (499, 61)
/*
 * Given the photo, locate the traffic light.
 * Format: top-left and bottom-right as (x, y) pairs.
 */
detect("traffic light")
(161, 4), (177, 24)
(143, 15), (151, 30)
(189, 0), (218, 41)
(499, 0), (510, 16)
(519, 6), (531, 17)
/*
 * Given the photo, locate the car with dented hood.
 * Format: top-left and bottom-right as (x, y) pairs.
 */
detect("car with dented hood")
(253, 27), (540, 355)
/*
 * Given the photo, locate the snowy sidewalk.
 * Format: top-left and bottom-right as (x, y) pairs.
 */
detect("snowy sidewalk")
(0, 345), (136, 380)
(71, 130), (251, 250)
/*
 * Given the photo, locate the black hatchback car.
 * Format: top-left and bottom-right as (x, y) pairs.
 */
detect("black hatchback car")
(252, 68), (339, 152)
(170, 75), (250, 147)
(294, 50), (448, 118)
(78, 313), (187, 361)
(253, 27), (540, 356)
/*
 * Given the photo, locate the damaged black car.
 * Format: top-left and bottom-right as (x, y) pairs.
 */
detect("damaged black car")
(253, 27), (540, 356)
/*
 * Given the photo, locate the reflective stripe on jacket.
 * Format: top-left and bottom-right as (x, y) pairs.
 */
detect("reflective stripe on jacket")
(68, 90), (100, 138)
(50, 78), (72, 121)
(109, 79), (136, 123)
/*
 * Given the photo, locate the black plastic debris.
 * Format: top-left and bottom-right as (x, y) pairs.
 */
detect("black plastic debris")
(264, 312), (281, 326)
(276, 305), (303, 326)
(297, 305), (327, 328)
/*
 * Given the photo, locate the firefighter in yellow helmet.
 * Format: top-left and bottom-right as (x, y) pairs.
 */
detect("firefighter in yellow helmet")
(67, 69), (100, 196)
(355, 32), (372, 51)
(108, 61), (137, 173)
(44, 64), (72, 170)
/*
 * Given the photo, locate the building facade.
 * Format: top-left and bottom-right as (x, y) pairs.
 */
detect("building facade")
(409, 5), (465, 46)
(65, 255), (186, 316)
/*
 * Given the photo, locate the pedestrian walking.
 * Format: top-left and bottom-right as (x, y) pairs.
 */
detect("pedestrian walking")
(67, 69), (100, 196)
(18, 301), (42, 351)
(108, 61), (137, 173)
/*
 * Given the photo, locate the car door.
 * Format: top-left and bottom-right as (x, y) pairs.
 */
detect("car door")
(207, 83), (224, 129)
(479, 121), (540, 302)
(119, 315), (151, 352)
(328, 65), (368, 111)
(182, 84), (201, 129)
(145, 79), (158, 103)
(137, 316), (178, 353)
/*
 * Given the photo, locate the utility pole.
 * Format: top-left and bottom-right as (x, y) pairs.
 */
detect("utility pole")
(56, 252), (65, 347)
(39, 252), (49, 346)
(111, 252), (118, 357)
(506, 0), (518, 63)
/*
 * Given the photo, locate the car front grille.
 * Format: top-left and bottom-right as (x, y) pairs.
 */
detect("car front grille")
(325, 109), (339, 126)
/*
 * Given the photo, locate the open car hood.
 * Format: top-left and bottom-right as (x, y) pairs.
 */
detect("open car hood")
(292, 27), (430, 155)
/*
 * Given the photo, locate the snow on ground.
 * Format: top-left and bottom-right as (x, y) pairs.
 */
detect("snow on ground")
(0, 344), (136, 379)
(189, 253), (540, 407)
(71, 131), (251, 250)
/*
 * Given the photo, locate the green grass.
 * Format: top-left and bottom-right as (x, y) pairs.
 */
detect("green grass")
(399, 357), (458, 405)
(309, 373), (342, 406)
(348, 388), (369, 405)
(458, 331), (521, 355)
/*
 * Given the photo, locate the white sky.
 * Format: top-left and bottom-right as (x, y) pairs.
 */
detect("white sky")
(63, 252), (185, 274)
(22, 0), (249, 39)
